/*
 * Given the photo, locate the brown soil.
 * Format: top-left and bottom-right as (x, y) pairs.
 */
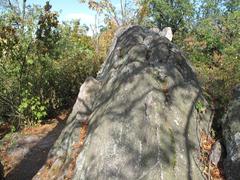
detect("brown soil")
(0, 112), (69, 180)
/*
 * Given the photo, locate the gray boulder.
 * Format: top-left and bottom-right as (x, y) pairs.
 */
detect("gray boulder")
(150, 27), (173, 41)
(222, 86), (240, 180)
(34, 26), (211, 180)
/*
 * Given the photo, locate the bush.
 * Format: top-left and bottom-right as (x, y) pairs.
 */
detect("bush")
(0, 2), (100, 128)
(176, 10), (240, 110)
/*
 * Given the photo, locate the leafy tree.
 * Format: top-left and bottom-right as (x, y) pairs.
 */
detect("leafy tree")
(147, 0), (194, 33)
(0, 1), (99, 128)
(80, 0), (138, 26)
(179, 0), (240, 109)
(224, 0), (240, 12)
(36, 1), (60, 57)
(196, 0), (223, 21)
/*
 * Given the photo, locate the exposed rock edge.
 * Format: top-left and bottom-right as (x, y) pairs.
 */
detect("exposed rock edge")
(34, 26), (212, 180)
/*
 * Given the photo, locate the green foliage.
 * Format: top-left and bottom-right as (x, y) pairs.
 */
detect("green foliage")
(147, 0), (194, 32)
(80, 0), (138, 26)
(36, 1), (60, 57)
(18, 90), (47, 122)
(195, 101), (206, 113)
(224, 0), (240, 12)
(0, 0), (239, 129)
(182, 5), (239, 110)
(0, 1), (99, 128)
(144, 0), (239, 112)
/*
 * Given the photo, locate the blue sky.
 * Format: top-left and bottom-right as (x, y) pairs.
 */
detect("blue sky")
(27, 0), (97, 25)
(25, 0), (132, 35)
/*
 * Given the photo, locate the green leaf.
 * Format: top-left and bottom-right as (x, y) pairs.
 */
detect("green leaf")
(40, 106), (45, 111)
(31, 105), (35, 110)
(27, 59), (34, 65)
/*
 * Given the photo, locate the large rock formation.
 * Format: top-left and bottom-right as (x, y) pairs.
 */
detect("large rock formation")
(222, 85), (240, 180)
(34, 26), (212, 179)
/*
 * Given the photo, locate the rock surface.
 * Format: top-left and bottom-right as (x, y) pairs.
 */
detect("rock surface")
(222, 86), (240, 180)
(0, 161), (4, 180)
(34, 26), (212, 180)
(33, 77), (100, 180)
(159, 27), (173, 41)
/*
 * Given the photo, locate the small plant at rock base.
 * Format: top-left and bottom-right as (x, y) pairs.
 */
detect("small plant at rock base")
(18, 90), (47, 125)
(195, 101), (206, 113)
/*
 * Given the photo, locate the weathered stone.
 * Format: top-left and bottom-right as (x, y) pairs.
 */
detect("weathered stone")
(222, 86), (240, 180)
(233, 84), (240, 99)
(34, 26), (211, 180)
(0, 161), (4, 180)
(159, 27), (173, 41)
(33, 77), (101, 180)
(209, 140), (222, 166)
(69, 77), (101, 123)
(150, 27), (173, 41)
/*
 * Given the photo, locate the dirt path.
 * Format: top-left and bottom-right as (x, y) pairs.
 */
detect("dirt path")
(0, 114), (68, 180)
